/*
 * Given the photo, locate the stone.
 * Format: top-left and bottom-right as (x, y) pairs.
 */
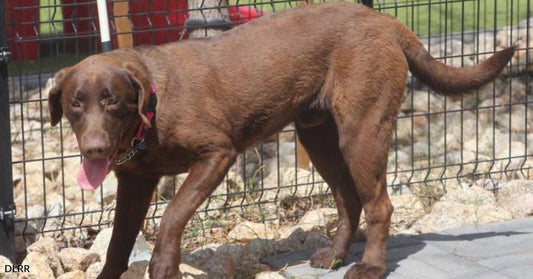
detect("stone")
(12, 166), (22, 187)
(95, 176), (118, 205)
(128, 233), (152, 265)
(302, 231), (332, 250)
(119, 260), (148, 279)
(275, 233), (304, 254)
(496, 24), (533, 73)
(89, 228), (151, 265)
(80, 253), (101, 271)
(214, 244), (246, 265)
(263, 168), (328, 202)
(58, 247), (92, 272)
(180, 264), (209, 279)
(88, 228), (113, 263)
(497, 180), (533, 218)
(228, 221), (278, 241)
(279, 226), (307, 242)
(57, 270), (86, 279)
(188, 243), (247, 273)
(245, 238), (277, 262)
(26, 204), (45, 220)
(14, 222), (37, 263)
(19, 252), (55, 279)
(395, 115), (428, 146)
(496, 105), (532, 133)
(26, 236), (64, 277)
(401, 90), (445, 113)
(255, 271), (286, 279)
(85, 262), (104, 279)
(297, 208), (338, 233)
(202, 252), (236, 279)
(429, 40), (473, 59)
(411, 185), (513, 233)
(0, 255), (17, 279)
(389, 195), (426, 233)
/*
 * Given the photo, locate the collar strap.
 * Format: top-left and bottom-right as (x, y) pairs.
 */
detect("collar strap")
(132, 84), (157, 149)
(114, 84), (157, 165)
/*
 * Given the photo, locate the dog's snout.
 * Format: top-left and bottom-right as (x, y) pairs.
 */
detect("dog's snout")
(81, 137), (110, 159)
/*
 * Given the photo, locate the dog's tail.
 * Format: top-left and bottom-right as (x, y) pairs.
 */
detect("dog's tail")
(394, 21), (515, 96)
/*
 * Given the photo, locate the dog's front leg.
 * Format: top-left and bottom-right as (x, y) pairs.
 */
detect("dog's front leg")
(98, 173), (160, 279)
(149, 149), (236, 279)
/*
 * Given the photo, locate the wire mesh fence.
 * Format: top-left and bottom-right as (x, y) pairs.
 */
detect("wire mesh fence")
(3, 0), (531, 263)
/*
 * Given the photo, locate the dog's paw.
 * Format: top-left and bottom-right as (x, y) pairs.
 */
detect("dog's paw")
(310, 247), (345, 269)
(343, 262), (385, 279)
(149, 250), (181, 279)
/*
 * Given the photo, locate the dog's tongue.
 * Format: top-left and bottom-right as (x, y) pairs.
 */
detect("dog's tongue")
(77, 158), (111, 191)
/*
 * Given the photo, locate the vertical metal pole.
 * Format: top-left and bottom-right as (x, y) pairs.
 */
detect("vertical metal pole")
(0, 0), (16, 263)
(97, 0), (112, 52)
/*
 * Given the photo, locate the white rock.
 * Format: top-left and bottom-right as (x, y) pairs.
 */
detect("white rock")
(497, 180), (533, 218)
(412, 185), (513, 233)
(88, 228), (113, 263)
(57, 270), (86, 279)
(119, 260), (148, 279)
(85, 262), (104, 279)
(390, 195), (426, 233)
(58, 247), (92, 272)
(19, 252), (55, 279)
(0, 255), (17, 279)
(128, 233), (152, 265)
(228, 221), (278, 241)
(26, 205), (45, 220)
(255, 271), (286, 279)
(96, 177), (118, 205)
(180, 264), (209, 279)
(89, 228), (150, 266)
(297, 208), (338, 233)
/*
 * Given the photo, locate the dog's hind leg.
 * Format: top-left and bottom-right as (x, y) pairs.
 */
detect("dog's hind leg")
(296, 113), (362, 270)
(330, 90), (401, 279)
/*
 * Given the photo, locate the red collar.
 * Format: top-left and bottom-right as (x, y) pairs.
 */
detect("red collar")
(114, 85), (157, 165)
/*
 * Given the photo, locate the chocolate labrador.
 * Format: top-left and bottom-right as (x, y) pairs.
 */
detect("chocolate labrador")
(47, 2), (514, 279)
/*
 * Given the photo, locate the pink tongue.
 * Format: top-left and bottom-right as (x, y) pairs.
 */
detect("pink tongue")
(77, 158), (111, 191)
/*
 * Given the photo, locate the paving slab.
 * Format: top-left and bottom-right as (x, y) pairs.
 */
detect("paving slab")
(263, 218), (533, 279)
(448, 270), (514, 279)
(499, 263), (533, 279)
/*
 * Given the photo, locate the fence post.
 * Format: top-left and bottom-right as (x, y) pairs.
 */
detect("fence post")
(0, 0), (16, 263)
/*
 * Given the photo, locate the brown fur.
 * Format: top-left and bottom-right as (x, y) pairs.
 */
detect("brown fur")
(48, 3), (514, 279)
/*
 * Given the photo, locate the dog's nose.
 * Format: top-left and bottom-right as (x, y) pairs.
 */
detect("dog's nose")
(82, 138), (109, 159)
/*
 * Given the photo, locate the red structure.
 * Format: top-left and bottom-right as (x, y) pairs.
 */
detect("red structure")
(4, 0), (39, 60)
(5, 0), (265, 61)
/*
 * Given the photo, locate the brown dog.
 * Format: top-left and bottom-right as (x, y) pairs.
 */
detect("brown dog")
(48, 2), (514, 279)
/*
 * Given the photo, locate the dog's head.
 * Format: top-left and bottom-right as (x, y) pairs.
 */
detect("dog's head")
(48, 54), (153, 190)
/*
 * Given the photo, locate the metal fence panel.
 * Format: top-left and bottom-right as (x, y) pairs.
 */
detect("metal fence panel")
(2, 0), (531, 262)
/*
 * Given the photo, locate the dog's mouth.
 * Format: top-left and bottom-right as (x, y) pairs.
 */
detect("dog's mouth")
(77, 144), (120, 191)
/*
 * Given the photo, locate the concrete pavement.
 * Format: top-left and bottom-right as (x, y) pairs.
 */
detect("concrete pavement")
(263, 218), (533, 279)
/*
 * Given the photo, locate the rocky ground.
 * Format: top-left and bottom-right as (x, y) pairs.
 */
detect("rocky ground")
(4, 19), (533, 279)
(2, 179), (533, 279)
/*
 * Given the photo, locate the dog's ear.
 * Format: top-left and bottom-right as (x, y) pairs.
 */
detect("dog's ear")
(48, 67), (71, 126)
(124, 62), (153, 128)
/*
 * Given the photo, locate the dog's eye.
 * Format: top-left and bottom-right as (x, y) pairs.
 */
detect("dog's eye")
(72, 100), (81, 107)
(107, 96), (118, 106)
